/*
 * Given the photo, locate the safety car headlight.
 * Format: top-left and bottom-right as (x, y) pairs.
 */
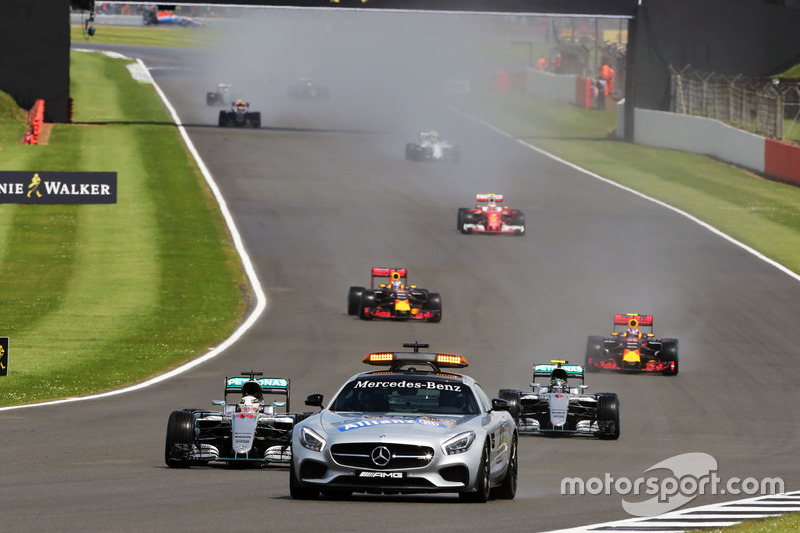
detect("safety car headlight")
(299, 427), (326, 452)
(442, 431), (475, 455)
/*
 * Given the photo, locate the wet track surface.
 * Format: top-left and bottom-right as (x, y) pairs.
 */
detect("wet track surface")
(2, 28), (799, 531)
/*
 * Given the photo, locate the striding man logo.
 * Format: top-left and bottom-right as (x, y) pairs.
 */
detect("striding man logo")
(27, 173), (42, 198)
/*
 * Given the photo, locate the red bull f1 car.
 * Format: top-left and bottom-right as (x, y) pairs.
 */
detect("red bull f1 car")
(498, 360), (620, 439)
(165, 371), (308, 468)
(584, 313), (679, 375)
(347, 267), (442, 322)
(457, 194), (525, 235)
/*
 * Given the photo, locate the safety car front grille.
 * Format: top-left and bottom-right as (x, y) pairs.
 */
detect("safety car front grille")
(330, 443), (434, 469)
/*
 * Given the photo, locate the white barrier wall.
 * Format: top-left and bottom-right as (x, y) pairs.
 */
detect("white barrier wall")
(524, 69), (577, 103)
(633, 109), (766, 173)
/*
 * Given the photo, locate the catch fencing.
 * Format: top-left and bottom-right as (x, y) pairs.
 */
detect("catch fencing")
(670, 66), (800, 140)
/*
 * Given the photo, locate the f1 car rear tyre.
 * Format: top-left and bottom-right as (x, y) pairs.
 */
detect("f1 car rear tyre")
(493, 434), (517, 500)
(165, 410), (195, 468)
(347, 286), (365, 315)
(660, 339), (679, 376)
(425, 292), (442, 323)
(596, 393), (620, 440)
(290, 459), (320, 500)
(459, 442), (491, 503)
(497, 389), (521, 425)
(358, 290), (375, 320)
(585, 335), (605, 372)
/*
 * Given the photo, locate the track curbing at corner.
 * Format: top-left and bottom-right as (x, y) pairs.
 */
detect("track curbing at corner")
(543, 490), (800, 532)
(0, 52), (267, 412)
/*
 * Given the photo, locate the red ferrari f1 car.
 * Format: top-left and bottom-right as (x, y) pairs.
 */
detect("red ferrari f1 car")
(585, 313), (679, 375)
(457, 194), (525, 235)
(347, 268), (442, 322)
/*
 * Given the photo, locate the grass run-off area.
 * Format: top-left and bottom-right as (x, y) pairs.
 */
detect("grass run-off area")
(0, 50), (247, 406)
(70, 23), (215, 48)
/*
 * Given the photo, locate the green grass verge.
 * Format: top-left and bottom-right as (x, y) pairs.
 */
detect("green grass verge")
(70, 23), (217, 48)
(0, 51), (247, 406)
(689, 512), (800, 532)
(459, 89), (800, 275)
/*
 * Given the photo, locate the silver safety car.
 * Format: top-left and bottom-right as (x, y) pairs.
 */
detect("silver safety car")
(290, 343), (518, 502)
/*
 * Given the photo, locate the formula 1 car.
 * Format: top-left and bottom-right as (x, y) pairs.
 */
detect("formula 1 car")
(165, 371), (307, 468)
(291, 342), (518, 501)
(498, 360), (620, 439)
(585, 313), (679, 375)
(218, 100), (261, 128)
(288, 78), (330, 100)
(457, 193), (525, 235)
(143, 10), (203, 27)
(405, 131), (460, 162)
(206, 83), (233, 106)
(347, 267), (442, 322)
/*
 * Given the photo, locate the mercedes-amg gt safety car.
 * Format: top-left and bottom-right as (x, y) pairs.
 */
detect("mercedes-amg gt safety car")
(347, 267), (442, 322)
(498, 360), (620, 439)
(218, 100), (261, 128)
(457, 193), (525, 235)
(165, 371), (307, 468)
(290, 343), (518, 501)
(585, 313), (679, 375)
(405, 131), (460, 162)
(288, 78), (330, 100)
(207, 83), (233, 106)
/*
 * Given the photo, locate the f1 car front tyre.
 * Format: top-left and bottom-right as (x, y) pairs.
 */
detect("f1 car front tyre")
(165, 410), (195, 468)
(457, 208), (467, 231)
(461, 212), (475, 234)
(513, 212), (526, 235)
(585, 335), (605, 371)
(497, 389), (521, 425)
(659, 339), (679, 376)
(405, 143), (416, 160)
(425, 292), (442, 323)
(248, 112), (261, 128)
(358, 291), (376, 320)
(347, 286), (365, 315)
(596, 393), (620, 440)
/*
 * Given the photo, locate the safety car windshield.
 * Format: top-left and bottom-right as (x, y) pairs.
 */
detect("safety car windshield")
(331, 376), (479, 415)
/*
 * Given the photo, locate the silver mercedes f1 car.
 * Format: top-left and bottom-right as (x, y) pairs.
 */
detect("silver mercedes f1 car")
(499, 360), (620, 440)
(290, 343), (518, 502)
(165, 371), (307, 468)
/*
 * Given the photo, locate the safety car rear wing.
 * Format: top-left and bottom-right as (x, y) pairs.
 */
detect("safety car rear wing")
(476, 193), (503, 203)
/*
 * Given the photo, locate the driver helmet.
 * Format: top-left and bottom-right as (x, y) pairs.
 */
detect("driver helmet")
(626, 319), (640, 337)
(239, 395), (260, 414)
(430, 130), (439, 142)
(551, 378), (567, 393)
(487, 194), (497, 208)
(234, 100), (246, 111)
(390, 272), (403, 291)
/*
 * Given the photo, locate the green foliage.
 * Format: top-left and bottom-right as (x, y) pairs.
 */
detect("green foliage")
(70, 24), (218, 48)
(689, 512), (800, 532)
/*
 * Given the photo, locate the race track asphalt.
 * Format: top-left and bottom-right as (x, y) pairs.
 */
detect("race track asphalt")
(2, 24), (798, 531)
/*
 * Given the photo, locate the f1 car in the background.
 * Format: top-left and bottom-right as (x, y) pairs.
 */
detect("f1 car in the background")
(290, 343), (517, 501)
(498, 360), (620, 439)
(405, 131), (460, 162)
(218, 99), (261, 128)
(347, 267), (442, 322)
(142, 10), (203, 27)
(585, 313), (679, 375)
(457, 193), (525, 235)
(206, 83), (233, 106)
(165, 371), (307, 468)
(288, 78), (330, 100)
